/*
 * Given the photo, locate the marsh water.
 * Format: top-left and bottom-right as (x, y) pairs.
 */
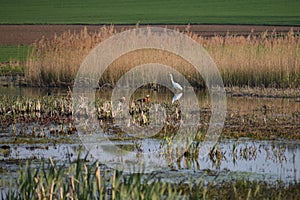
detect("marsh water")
(0, 86), (299, 186)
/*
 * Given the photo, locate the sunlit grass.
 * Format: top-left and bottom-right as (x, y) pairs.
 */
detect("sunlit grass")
(0, 45), (31, 63)
(0, 45), (32, 76)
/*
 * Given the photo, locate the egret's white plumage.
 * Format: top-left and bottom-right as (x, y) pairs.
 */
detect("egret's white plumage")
(169, 74), (183, 91)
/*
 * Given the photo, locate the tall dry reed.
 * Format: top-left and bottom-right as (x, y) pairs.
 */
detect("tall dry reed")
(192, 29), (300, 88)
(25, 25), (300, 88)
(26, 26), (116, 86)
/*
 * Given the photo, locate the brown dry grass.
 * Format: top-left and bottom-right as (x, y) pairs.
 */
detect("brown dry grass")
(25, 25), (300, 88)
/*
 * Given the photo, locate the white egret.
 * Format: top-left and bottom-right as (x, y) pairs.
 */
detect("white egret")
(169, 74), (183, 91)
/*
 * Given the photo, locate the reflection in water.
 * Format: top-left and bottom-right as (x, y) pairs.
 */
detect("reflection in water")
(1, 138), (299, 184)
(0, 86), (69, 97)
(172, 92), (183, 104)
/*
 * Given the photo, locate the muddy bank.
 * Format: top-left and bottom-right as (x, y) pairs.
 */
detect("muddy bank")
(0, 75), (26, 87)
(0, 24), (299, 45)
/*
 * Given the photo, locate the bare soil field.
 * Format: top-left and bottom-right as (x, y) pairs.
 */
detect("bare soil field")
(0, 24), (299, 45)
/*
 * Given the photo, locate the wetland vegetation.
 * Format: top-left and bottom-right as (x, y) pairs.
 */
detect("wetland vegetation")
(0, 9), (299, 198)
(0, 27), (299, 195)
(21, 25), (300, 89)
(1, 25), (299, 89)
(0, 87), (299, 199)
(0, 89), (299, 141)
(1, 157), (300, 199)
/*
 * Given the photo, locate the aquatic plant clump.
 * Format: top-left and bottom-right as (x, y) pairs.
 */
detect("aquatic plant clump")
(25, 25), (300, 88)
(0, 94), (299, 140)
(1, 158), (300, 199)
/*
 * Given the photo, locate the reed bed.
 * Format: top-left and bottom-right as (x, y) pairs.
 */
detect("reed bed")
(25, 25), (300, 88)
(25, 26), (116, 86)
(193, 29), (300, 88)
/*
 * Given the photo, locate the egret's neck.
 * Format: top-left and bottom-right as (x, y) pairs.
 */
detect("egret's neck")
(170, 75), (174, 82)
